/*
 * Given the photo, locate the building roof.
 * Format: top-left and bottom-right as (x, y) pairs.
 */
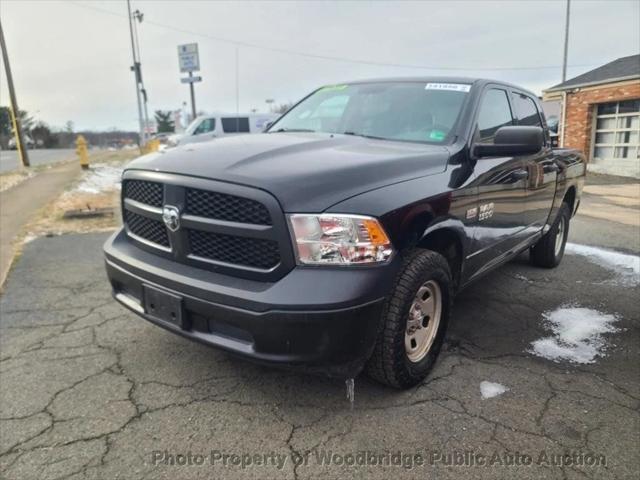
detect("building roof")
(545, 54), (640, 92)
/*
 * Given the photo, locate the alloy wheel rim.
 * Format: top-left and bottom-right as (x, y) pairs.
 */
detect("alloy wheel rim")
(405, 280), (442, 363)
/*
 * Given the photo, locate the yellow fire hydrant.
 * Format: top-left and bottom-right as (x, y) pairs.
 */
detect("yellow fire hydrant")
(76, 135), (89, 170)
(141, 138), (161, 155)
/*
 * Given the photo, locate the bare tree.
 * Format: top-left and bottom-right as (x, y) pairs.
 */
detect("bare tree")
(273, 103), (293, 114)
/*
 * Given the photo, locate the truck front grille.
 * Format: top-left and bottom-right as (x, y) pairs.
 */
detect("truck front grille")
(124, 210), (170, 247)
(188, 230), (280, 269)
(123, 180), (163, 208)
(185, 188), (272, 225)
(121, 173), (294, 280)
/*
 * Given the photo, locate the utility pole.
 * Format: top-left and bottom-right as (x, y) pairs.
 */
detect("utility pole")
(0, 20), (30, 167)
(127, 0), (145, 146)
(561, 0), (571, 82)
(132, 9), (150, 140)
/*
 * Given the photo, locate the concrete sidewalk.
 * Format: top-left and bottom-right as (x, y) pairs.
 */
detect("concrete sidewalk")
(0, 162), (81, 286)
(571, 178), (640, 254)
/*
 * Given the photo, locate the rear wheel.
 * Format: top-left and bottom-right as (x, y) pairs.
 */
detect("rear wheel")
(366, 249), (451, 389)
(530, 202), (571, 268)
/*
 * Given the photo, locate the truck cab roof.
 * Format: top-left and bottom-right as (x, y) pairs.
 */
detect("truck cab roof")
(335, 76), (539, 98)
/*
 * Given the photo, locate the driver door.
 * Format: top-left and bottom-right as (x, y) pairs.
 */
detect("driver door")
(511, 91), (558, 235)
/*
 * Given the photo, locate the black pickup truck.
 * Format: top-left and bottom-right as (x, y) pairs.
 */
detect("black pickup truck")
(104, 78), (585, 389)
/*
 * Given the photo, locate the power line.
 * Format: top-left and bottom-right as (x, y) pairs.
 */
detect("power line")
(67, 0), (599, 73)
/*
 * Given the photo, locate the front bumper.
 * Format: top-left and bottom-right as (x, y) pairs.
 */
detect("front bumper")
(104, 229), (400, 378)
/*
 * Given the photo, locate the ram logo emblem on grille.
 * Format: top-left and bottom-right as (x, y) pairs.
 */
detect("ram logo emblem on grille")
(162, 206), (181, 232)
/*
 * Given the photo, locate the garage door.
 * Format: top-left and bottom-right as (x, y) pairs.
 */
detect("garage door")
(592, 100), (640, 167)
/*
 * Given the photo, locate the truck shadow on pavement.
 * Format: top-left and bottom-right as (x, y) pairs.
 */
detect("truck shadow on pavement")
(1, 233), (638, 480)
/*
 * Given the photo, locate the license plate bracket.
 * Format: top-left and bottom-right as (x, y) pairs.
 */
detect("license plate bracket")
(143, 284), (186, 329)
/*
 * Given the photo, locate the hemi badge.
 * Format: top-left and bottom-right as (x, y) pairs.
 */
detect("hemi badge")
(466, 207), (478, 220)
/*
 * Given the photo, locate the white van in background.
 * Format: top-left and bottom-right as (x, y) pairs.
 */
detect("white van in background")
(167, 113), (279, 147)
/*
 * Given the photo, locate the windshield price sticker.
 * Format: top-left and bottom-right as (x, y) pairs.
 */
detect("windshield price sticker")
(425, 83), (471, 92)
(320, 84), (349, 92)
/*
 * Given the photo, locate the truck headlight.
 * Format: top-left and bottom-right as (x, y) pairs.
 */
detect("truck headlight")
(288, 214), (394, 265)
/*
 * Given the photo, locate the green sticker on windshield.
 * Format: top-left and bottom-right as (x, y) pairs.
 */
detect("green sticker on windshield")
(320, 84), (348, 92)
(429, 130), (446, 141)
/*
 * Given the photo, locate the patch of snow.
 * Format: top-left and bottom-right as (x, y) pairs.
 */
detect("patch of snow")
(23, 234), (38, 244)
(71, 163), (125, 195)
(514, 273), (532, 283)
(565, 243), (639, 287)
(0, 170), (34, 193)
(480, 381), (508, 399)
(529, 305), (619, 364)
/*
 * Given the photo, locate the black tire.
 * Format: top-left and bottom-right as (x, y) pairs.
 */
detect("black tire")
(366, 249), (452, 389)
(530, 202), (571, 268)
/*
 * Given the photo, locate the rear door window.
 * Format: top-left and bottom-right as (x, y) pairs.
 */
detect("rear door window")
(512, 93), (543, 128)
(221, 117), (250, 133)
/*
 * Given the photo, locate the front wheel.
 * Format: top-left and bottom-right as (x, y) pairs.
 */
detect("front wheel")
(366, 249), (451, 389)
(530, 202), (571, 268)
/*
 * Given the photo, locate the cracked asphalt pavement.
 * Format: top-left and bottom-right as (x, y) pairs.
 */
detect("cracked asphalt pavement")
(1, 225), (638, 479)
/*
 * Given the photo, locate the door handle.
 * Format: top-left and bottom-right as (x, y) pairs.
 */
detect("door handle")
(512, 169), (529, 180)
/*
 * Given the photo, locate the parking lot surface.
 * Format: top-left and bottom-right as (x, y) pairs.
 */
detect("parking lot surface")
(1, 225), (638, 479)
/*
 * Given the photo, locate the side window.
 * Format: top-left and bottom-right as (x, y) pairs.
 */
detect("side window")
(477, 89), (514, 143)
(193, 118), (215, 135)
(221, 117), (250, 133)
(513, 93), (543, 127)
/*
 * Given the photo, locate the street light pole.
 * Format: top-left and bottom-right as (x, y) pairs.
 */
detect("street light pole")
(265, 98), (274, 113)
(127, 0), (145, 146)
(0, 20), (30, 167)
(235, 47), (240, 131)
(561, 0), (571, 82)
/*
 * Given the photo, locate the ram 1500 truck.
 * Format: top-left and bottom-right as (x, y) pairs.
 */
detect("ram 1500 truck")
(104, 78), (585, 389)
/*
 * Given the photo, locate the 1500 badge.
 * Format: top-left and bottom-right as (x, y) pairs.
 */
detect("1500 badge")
(466, 203), (494, 221)
(479, 202), (494, 221)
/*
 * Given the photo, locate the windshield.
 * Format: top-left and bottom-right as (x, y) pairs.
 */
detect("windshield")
(184, 118), (201, 135)
(269, 82), (470, 143)
(185, 117), (216, 135)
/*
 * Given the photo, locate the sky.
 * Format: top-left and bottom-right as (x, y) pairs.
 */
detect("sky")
(1, 0), (638, 132)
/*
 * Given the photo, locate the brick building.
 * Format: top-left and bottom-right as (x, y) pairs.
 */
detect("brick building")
(543, 54), (640, 178)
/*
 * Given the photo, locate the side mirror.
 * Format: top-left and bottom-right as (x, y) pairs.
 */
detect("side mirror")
(474, 126), (543, 157)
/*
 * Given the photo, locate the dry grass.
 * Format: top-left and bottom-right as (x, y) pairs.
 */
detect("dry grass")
(86, 148), (142, 165)
(24, 190), (123, 237)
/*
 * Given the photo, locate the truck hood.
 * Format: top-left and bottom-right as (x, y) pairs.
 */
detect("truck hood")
(126, 132), (450, 212)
